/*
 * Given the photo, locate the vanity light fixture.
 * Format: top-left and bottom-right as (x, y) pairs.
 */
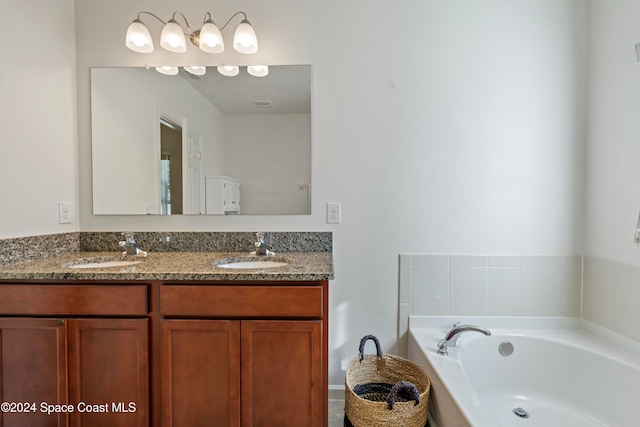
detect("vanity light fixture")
(155, 66), (179, 75)
(126, 11), (258, 55)
(184, 65), (206, 76)
(217, 65), (240, 76)
(160, 17), (187, 53)
(247, 65), (269, 77)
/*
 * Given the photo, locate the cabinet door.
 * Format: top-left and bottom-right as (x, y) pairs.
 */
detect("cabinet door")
(241, 320), (323, 427)
(0, 318), (67, 427)
(161, 320), (241, 427)
(67, 319), (148, 427)
(226, 182), (240, 212)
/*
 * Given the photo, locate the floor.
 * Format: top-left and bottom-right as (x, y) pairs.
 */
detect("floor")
(328, 399), (345, 427)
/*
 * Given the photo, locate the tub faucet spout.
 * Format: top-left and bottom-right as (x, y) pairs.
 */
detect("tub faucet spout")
(437, 322), (491, 356)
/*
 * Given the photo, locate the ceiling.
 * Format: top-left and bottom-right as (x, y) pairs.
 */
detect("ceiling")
(180, 64), (311, 115)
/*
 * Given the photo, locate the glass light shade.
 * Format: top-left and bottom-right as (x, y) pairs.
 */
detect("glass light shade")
(155, 66), (179, 75)
(247, 65), (268, 77)
(126, 19), (153, 53)
(160, 20), (187, 53)
(217, 65), (239, 77)
(233, 20), (258, 54)
(184, 66), (206, 76)
(199, 20), (224, 53)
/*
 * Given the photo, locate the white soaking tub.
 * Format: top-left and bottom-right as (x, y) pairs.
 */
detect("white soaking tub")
(408, 316), (640, 427)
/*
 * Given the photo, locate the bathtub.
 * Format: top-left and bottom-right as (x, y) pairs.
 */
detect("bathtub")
(408, 316), (640, 427)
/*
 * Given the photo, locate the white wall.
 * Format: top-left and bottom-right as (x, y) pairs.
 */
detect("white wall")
(223, 114), (311, 214)
(76, 0), (586, 387)
(0, 0), (78, 238)
(585, 0), (640, 264)
(582, 0), (640, 340)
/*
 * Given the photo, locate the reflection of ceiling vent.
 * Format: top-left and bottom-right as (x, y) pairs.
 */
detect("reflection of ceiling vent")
(182, 70), (205, 81)
(253, 100), (273, 108)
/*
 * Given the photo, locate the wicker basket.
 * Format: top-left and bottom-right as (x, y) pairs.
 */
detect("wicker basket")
(344, 335), (430, 427)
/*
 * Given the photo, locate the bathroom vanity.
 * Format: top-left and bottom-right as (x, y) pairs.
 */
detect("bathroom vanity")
(0, 248), (333, 427)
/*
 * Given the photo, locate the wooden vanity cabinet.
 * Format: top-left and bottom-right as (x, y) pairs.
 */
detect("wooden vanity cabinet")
(0, 279), (329, 427)
(240, 319), (322, 427)
(67, 318), (148, 427)
(0, 283), (149, 427)
(160, 320), (241, 427)
(159, 282), (328, 427)
(0, 317), (67, 427)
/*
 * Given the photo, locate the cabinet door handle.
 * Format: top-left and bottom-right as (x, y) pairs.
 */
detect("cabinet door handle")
(59, 319), (65, 326)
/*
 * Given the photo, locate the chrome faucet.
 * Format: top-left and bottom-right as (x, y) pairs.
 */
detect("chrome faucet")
(250, 232), (275, 256)
(437, 322), (491, 355)
(118, 233), (148, 257)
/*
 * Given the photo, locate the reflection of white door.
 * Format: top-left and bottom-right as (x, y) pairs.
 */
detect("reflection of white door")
(183, 123), (202, 214)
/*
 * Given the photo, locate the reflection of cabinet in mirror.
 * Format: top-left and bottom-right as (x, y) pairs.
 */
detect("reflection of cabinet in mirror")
(205, 176), (241, 215)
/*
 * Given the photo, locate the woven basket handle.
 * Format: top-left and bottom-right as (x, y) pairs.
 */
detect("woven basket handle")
(386, 381), (420, 409)
(358, 335), (383, 361)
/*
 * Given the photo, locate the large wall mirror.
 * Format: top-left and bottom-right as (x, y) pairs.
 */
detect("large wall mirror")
(90, 65), (311, 215)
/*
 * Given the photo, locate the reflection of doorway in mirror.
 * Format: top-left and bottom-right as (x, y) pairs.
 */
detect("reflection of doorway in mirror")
(185, 128), (203, 215)
(160, 120), (183, 214)
(160, 155), (171, 215)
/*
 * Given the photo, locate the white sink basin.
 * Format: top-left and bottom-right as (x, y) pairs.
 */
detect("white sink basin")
(67, 260), (142, 269)
(216, 260), (289, 269)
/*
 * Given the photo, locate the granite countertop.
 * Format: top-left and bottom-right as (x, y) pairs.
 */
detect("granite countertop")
(0, 251), (334, 282)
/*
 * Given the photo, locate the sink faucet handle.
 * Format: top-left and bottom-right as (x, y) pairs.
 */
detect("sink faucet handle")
(121, 232), (136, 243)
(119, 232), (147, 257)
(251, 232), (275, 256)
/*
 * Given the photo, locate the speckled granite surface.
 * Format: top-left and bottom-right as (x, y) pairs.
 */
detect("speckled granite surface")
(80, 231), (332, 253)
(0, 251), (333, 281)
(0, 231), (333, 281)
(0, 232), (80, 266)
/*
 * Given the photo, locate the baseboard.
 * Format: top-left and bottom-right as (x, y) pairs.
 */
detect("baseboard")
(328, 384), (345, 400)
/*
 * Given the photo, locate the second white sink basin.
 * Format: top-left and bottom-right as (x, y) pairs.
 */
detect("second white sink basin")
(216, 260), (288, 269)
(68, 260), (142, 269)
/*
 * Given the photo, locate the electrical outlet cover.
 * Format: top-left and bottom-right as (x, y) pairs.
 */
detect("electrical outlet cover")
(327, 202), (341, 224)
(58, 202), (73, 224)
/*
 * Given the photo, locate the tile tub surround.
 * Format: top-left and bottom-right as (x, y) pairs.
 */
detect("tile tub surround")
(397, 254), (582, 358)
(0, 231), (332, 267)
(583, 256), (640, 344)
